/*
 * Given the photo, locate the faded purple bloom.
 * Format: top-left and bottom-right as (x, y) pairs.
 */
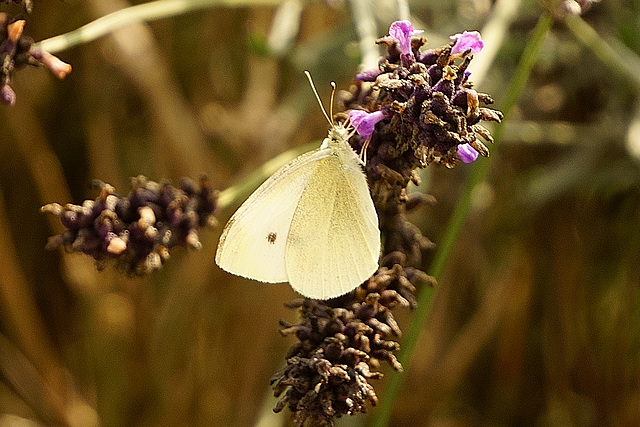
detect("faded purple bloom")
(1, 85), (16, 106)
(457, 143), (479, 163)
(450, 31), (484, 55)
(349, 110), (385, 139)
(389, 20), (423, 56)
(30, 48), (73, 79)
(356, 68), (382, 82)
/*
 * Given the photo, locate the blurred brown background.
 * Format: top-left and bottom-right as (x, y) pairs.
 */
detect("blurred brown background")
(0, 0), (638, 426)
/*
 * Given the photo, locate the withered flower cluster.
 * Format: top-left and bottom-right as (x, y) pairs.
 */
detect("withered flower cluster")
(271, 21), (501, 425)
(42, 176), (217, 275)
(271, 260), (433, 425)
(1, 3), (72, 106)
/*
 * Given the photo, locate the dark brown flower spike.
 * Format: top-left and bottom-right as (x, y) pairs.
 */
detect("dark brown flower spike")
(272, 20), (500, 425)
(42, 176), (218, 275)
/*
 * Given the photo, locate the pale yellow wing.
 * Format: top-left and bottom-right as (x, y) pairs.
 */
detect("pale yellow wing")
(215, 147), (330, 283)
(285, 143), (380, 299)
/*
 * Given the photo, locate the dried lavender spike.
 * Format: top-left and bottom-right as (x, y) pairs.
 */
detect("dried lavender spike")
(273, 19), (501, 425)
(42, 176), (218, 275)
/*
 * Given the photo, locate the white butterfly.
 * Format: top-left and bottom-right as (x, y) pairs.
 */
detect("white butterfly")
(215, 73), (380, 299)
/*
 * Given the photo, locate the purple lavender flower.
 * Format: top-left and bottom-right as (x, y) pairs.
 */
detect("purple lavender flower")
(349, 110), (385, 140)
(389, 20), (423, 56)
(450, 30), (485, 55)
(457, 143), (479, 163)
(1, 85), (16, 106)
(273, 19), (501, 426)
(30, 48), (72, 79)
(356, 68), (382, 82)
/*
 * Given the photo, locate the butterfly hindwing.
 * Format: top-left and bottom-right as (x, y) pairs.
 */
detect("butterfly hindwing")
(216, 148), (330, 283)
(285, 142), (380, 299)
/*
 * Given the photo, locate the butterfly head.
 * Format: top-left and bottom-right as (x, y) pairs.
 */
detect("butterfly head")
(328, 120), (349, 139)
(321, 120), (357, 151)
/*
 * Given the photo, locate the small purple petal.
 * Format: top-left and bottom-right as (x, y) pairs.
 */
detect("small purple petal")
(389, 20), (423, 56)
(450, 31), (484, 55)
(349, 110), (385, 139)
(356, 69), (382, 82)
(457, 143), (479, 163)
(1, 85), (16, 106)
(30, 48), (73, 79)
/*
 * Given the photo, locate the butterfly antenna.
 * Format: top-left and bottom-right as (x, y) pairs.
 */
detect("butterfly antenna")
(329, 82), (337, 122)
(304, 70), (332, 125)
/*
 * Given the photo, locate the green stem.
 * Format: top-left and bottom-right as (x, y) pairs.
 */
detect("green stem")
(565, 14), (640, 91)
(370, 13), (554, 427)
(217, 142), (316, 211)
(35, 0), (283, 54)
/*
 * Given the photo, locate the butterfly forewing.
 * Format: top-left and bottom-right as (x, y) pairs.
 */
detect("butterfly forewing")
(285, 142), (381, 299)
(216, 148), (328, 283)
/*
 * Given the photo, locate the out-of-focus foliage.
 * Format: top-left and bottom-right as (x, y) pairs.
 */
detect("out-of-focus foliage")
(0, 0), (638, 426)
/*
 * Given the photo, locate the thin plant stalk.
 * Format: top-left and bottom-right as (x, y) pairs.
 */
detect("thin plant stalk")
(370, 13), (554, 427)
(565, 14), (640, 91)
(35, 0), (283, 54)
(466, 0), (522, 87)
(349, 0), (379, 71)
(217, 142), (315, 211)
